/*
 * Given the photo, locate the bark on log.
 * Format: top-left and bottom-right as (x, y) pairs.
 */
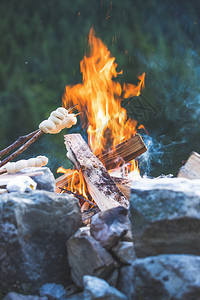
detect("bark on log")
(98, 133), (147, 170)
(64, 134), (129, 211)
(55, 173), (132, 199)
(178, 151), (200, 180)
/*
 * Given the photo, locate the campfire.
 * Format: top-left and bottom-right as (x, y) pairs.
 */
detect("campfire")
(55, 28), (147, 214)
(1, 27), (200, 300)
(0, 28), (148, 220)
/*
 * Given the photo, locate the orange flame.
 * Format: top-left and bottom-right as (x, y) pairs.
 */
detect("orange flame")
(62, 28), (145, 156)
(59, 28), (145, 197)
(57, 167), (89, 199)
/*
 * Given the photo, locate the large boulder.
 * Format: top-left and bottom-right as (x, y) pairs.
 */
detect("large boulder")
(129, 177), (200, 257)
(0, 190), (81, 294)
(132, 254), (200, 300)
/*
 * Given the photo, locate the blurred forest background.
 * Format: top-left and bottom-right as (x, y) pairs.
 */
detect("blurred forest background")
(0, 0), (200, 177)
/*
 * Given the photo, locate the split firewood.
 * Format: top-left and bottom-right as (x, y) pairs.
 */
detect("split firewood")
(82, 206), (100, 223)
(55, 171), (132, 200)
(64, 133), (129, 211)
(0, 156), (48, 175)
(178, 151), (200, 180)
(98, 133), (147, 170)
(55, 171), (78, 193)
(112, 177), (132, 200)
(0, 105), (78, 169)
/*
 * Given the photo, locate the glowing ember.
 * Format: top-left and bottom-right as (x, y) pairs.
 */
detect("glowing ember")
(58, 28), (145, 197)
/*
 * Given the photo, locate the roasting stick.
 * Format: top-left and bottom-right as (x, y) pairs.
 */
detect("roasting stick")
(0, 129), (40, 158)
(0, 105), (78, 170)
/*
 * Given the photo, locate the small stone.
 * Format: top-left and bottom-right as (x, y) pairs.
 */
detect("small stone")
(112, 241), (136, 264)
(6, 176), (37, 193)
(20, 167), (55, 192)
(39, 283), (67, 300)
(67, 229), (116, 287)
(90, 206), (130, 249)
(3, 292), (47, 300)
(83, 275), (127, 300)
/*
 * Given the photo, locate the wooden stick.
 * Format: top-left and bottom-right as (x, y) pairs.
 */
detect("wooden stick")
(0, 130), (43, 169)
(0, 104), (78, 165)
(64, 133), (129, 211)
(0, 129), (40, 158)
(0, 168), (7, 175)
(98, 133), (147, 170)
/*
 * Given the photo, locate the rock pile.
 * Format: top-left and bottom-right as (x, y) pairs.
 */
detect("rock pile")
(2, 173), (200, 299)
(129, 177), (200, 299)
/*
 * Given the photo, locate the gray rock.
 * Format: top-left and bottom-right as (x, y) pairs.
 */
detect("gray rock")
(133, 254), (200, 300)
(0, 191), (81, 293)
(39, 283), (67, 300)
(3, 292), (47, 300)
(130, 177), (200, 257)
(66, 229), (117, 287)
(83, 275), (127, 300)
(118, 264), (135, 300)
(20, 167), (55, 192)
(65, 293), (84, 300)
(90, 206), (131, 249)
(112, 241), (136, 264)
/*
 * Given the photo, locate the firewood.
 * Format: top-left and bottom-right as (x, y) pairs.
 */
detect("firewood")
(55, 171), (132, 199)
(64, 134), (129, 211)
(178, 151), (200, 180)
(81, 207), (100, 224)
(112, 177), (132, 199)
(98, 133), (147, 170)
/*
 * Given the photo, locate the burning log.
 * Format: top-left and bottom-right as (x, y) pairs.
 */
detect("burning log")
(64, 134), (129, 211)
(98, 134), (147, 170)
(178, 151), (200, 180)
